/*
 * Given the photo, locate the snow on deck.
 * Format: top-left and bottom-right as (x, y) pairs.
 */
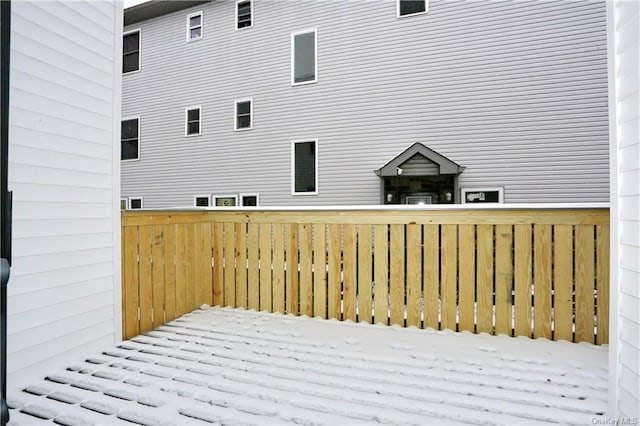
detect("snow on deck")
(8, 306), (608, 425)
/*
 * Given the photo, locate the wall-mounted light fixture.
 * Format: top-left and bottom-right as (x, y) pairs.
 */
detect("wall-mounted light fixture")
(396, 167), (403, 175)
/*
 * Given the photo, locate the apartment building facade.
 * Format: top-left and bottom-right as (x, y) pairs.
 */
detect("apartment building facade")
(121, 0), (610, 208)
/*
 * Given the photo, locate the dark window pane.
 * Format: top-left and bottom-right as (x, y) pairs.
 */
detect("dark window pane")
(242, 196), (257, 206)
(294, 141), (316, 192)
(187, 122), (200, 135)
(187, 109), (200, 121)
(121, 119), (139, 160)
(123, 32), (139, 73)
(294, 32), (315, 83)
(190, 15), (201, 27)
(120, 199), (127, 210)
(196, 197), (209, 207)
(121, 119), (138, 139)
(121, 140), (138, 160)
(216, 197), (236, 207)
(123, 32), (139, 54)
(123, 53), (139, 73)
(464, 191), (500, 203)
(236, 101), (250, 115)
(399, 0), (426, 16)
(130, 199), (142, 209)
(237, 1), (251, 28)
(237, 115), (251, 129)
(190, 27), (201, 39)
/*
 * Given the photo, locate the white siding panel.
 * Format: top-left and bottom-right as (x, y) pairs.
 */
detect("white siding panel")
(12, 218), (112, 239)
(12, 233), (113, 257)
(611, 0), (640, 418)
(8, 320), (115, 376)
(11, 146), (112, 175)
(620, 270), (640, 299)
(9, 290), (114, 335)
(5, 262), (113, 296)
(10, 248), (113, 278)
(7, 0), (121, 383)
(10, 164), (112, 189)
(620, 321), (640, 357)
(122, 0), (609, 207)
(619, 387), (640, 420)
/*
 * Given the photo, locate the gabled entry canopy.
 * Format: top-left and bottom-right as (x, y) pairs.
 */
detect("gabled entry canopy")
(374, 143), (464, 176)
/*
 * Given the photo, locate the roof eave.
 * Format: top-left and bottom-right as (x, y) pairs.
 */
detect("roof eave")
(124, 0), (212, 26)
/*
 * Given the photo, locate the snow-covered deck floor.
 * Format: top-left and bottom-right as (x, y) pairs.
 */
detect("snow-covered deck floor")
(8, 306), (608, 425)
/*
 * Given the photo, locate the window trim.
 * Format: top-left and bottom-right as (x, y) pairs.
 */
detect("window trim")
(291, 139), (319, 196)
(396, 0), (429, 18)
(460, 187), (504, 204)
(234, 98), (253, 131)
(121, 116), (140, 162)
(291, 28), (318, 86)
(123, 28), (141, 74)
(194, 194), (211, 207)
(128, 196), (144, 209)
(240, 193), (260, 206)
(213, 194), (239, 207)
(186, 11), (203, 42)
(235, 0), (253, 30)
(185, 106), (202, 137)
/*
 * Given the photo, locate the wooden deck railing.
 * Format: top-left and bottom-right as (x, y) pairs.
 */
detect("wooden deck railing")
(121, 206), (610, 344)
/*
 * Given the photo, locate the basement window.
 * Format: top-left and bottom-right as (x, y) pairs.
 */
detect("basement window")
(461, 187), (504, 204)
(129, 197), (143, 209)
(240, 194), (259, 206)
(194, 195), (210, 207)
(214, 195), (238, 207)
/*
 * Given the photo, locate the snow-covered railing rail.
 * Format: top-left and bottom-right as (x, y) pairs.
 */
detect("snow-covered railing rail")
(121, 205), (610, 344)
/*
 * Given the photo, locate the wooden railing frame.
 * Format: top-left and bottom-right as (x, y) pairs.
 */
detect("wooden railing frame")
(121, 204), (610, 345)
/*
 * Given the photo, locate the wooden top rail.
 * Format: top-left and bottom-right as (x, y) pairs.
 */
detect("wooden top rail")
(122, 207), (609, 227)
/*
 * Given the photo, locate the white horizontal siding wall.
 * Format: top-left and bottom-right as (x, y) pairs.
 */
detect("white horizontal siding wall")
(122, 0), (609, 207)
(609, 0), (640, 418)
(7, 1), (122, 384)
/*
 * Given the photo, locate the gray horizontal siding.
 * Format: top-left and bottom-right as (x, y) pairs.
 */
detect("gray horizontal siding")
(122, 0), (609, 207)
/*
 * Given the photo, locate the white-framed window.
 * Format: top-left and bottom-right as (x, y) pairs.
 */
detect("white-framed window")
(123, 29), (140, 73)
(460, 187), (504, 204)
(129, 197), (143, 209)
(120, 198), (128, 210)
(194, 194), (210, 207)
(213, 195), (238, 207)
(234, 99), (253, 131)
(185, 106), (201, 136)
(240, 193), (259, 206)
(187, 11), (203, 41)
(396, 0), (428, 17)
(291, 28), (317, 86)
(236, 0), (252, 29)
(292, 139), (318, 195)
(121, 116), (140, 161)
